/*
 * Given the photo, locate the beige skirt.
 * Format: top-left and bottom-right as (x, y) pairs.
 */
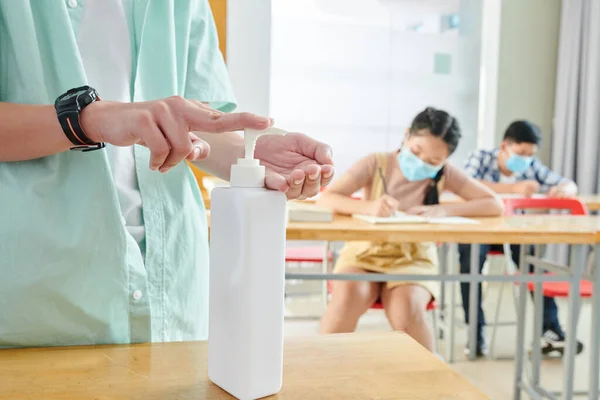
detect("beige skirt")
(333, 241), (440, 298)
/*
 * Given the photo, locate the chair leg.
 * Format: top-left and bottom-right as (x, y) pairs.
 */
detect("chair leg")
(431, 308), (440, 355)
(489, 275), (506, 359)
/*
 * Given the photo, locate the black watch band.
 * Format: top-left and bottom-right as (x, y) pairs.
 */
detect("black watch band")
(55, 85), (106, 152)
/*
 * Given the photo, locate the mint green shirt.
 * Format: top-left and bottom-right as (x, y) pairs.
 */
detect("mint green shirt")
(0, 0), (236, 347)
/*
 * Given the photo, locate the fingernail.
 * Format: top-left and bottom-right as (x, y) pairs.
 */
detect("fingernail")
(308, 172), (319, 180)
(326, 148), (333, 160)
(323, 169), (334, 179)
(192, 146), (202, 159)
(294, 178), (304, 185)
(159, 167), (171, 174)
(151, 165), (159, 171)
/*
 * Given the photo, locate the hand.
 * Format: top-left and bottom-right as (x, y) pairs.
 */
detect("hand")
(253, 133), (335, 200)
(81, 96), (271, 173)
(512, 180), (540, 197)
(405, 205), (448, 218)
(548, 185), (570, 198)
(366, 195), (399, 217)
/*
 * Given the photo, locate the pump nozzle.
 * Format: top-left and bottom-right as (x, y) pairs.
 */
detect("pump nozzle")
(230, 127), (288, 188)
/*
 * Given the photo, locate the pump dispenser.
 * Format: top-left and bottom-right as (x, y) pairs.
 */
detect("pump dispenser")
(208, 127), (288, 400)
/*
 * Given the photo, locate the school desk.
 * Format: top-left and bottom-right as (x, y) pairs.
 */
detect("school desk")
(0, 332), (488, 400)
(282, 215), (599, 400)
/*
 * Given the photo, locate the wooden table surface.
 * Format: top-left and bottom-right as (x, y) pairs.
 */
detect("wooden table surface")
(0, 332), (487, 400)
(286, 215), (598, 244)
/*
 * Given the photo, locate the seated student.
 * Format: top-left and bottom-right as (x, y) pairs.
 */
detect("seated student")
(317, 107), (503, 351)
(459, 120), (582, 357)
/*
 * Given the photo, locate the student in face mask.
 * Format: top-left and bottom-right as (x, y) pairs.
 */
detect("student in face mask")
(316, 107), (503, 352)
(459, 120), (581, 358)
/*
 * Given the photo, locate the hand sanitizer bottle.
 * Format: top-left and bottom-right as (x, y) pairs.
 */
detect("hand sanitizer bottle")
(208, 127), (288, 400)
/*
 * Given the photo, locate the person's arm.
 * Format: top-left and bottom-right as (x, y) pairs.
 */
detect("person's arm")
(316, 155), (379, 215)
(191, 131), (244, 180)
(531, 159), (578, 197)
(475, 180), (517, 194)
(0, 99), (270, 169)
(0, 103), (73, 161)
(316, 174), (372, 215)
(441, 178), (504, 217)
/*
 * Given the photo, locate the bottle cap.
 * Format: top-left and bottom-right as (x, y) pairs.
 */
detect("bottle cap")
(230, 127), (287, 188)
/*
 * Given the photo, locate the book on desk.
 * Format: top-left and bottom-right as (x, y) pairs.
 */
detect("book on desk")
(287, 201), (334, 222)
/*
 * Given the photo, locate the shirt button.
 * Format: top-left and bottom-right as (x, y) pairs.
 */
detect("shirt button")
(132, 290), (143, 300)
(67, 0), (78, 8)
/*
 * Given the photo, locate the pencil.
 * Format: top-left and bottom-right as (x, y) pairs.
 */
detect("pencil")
(378, 167), (388, 195)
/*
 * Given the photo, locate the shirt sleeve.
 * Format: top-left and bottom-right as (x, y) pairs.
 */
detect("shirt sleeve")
(464, 150), (484, 179)
(185, 0), (237, 112)
(531, 159), (570, 192)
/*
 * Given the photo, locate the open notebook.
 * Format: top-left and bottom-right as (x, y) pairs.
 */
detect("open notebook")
(352, 211), (479, 225)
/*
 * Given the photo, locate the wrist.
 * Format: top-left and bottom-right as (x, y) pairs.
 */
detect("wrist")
(79, 101), (105, 144)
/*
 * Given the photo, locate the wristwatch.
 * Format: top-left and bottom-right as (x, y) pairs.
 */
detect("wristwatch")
(55, 85), (106, 152)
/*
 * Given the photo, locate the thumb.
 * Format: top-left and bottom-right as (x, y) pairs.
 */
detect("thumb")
(186, 133), (210, 161)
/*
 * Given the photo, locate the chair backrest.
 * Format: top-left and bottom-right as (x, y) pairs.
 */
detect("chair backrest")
(503, 197), (588, 216)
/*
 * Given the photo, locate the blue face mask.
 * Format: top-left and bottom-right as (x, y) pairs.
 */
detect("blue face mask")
(505, 151), (533, 174)
(397, 147), (443, 182)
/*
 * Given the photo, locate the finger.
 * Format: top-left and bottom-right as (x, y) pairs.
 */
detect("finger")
(187, 109), (271, 133)
(185, 132), (211, 161)
(300, 165), (321, 199)
(285, 169), (306, 200)
(140, 125), (171, 171)
(157, 113), (193, 173)
(188, 99), (223, 113)
(264, 170), (289, 193)
(320, 165), (335, 188)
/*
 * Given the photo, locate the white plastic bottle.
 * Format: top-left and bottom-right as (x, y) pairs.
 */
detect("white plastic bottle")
(208, 127), (288, 400)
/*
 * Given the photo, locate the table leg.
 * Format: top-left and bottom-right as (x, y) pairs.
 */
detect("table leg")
(322, 241), (330, 313)
(514, 245), (528, 400)
(468, 244), (480, 361)
(448, 243), (457, 364)
(531, 244), (543, 387)
(590, 244), (600, 400)
(439, 243), (447, 326)
(562, 244), (585, 400)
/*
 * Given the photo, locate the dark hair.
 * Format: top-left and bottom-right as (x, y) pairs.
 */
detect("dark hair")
(409, 107), (462, 154)
(503, 120), (542, 146)
(408, 107), (461, 205)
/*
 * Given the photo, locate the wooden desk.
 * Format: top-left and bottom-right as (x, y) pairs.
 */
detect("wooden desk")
(286, 215), (598, 244)
(0, 332), (487, 400)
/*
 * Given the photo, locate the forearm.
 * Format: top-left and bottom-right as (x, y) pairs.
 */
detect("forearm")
(477, 180), (515, 194)
(191, 131), (244, 181)
(0, 103), (71, 162)
(316, 192), (368, 215)
(559, 181), (578, 196)
(440, 197), (504, 217)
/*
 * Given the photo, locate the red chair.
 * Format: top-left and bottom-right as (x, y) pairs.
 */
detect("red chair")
(326, 281), (440, 352)
(504, 197), (589, 216)
(486, 197), (592, 358)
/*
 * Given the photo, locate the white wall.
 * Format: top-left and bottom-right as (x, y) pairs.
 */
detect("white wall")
(228, 0), (484, 177)
(493, 0), (562, 164)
